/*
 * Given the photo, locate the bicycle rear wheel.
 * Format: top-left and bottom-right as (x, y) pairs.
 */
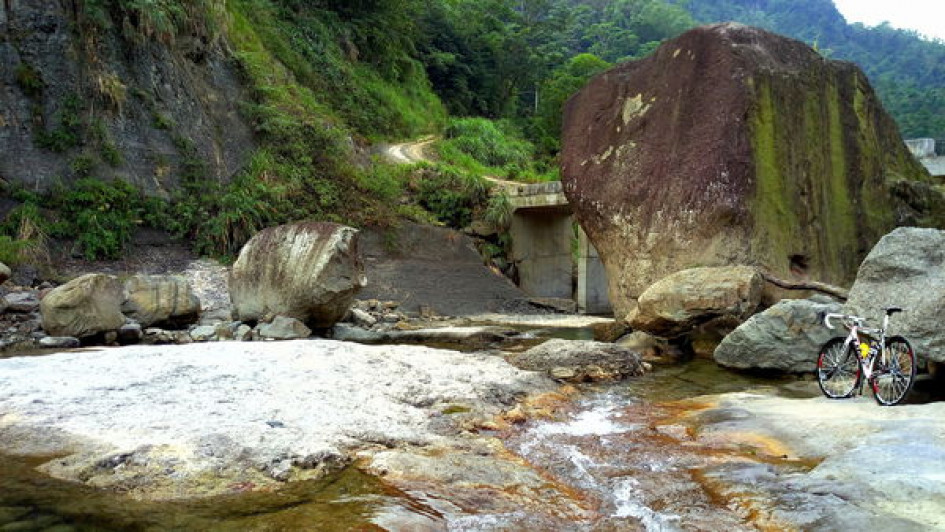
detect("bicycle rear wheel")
(817, 338), (860, 399)
(872, 336), (916, 406)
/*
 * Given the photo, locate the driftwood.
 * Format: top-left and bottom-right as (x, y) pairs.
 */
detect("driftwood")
(760, 271), (849, 302)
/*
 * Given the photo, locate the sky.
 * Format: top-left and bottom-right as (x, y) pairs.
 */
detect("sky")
(833, 0), (945, 42)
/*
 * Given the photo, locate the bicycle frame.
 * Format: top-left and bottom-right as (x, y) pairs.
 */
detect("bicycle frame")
(823, 312), (891, 383)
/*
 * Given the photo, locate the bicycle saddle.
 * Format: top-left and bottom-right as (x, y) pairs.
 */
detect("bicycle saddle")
(885, 307), (904, 315)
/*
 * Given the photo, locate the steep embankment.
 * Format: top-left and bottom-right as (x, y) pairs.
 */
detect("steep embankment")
(0, 1), (253, 192)
(0, 0), (448, 259)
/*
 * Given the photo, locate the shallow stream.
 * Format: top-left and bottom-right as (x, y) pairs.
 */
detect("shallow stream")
(0, 345), (817, 531)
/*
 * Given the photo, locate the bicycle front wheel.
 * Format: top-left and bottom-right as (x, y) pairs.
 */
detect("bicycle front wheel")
(817, 338), (860, 399)
(872, 336), (916, 406)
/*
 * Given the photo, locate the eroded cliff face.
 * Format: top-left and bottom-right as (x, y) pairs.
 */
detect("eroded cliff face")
(0, 0), (253, 194)
(561, 23), (936, 319)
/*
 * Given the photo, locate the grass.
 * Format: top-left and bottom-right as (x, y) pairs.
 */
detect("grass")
(435, 117), (556, 182)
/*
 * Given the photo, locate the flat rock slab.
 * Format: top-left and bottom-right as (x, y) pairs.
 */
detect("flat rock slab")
(680, 393), (945, 530)
(0, 340), (552, 499)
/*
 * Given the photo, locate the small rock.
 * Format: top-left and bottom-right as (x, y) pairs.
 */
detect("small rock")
(235, 324), (252, 341)
(269, 459), (293, 481)
(508, 339), (646, 382)
(256, 316), (311, 340)
(190, 325), (217, 342)
(38, 336), (80, 349)
(350, 308), (377, 327)
(550, 367), (579, 380)
(4, 292), (39, 313)
(215, 323), (234, 341)
(117, 323), (144, 345)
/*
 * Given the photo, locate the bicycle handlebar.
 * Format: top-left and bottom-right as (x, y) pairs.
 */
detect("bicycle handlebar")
(823, 312), (864, 330)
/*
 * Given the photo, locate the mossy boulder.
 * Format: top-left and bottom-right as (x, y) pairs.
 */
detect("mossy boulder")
(561, 23), (937, 319)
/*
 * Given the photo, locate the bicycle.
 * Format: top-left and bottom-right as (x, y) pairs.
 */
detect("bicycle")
(817, 307), (917, 406)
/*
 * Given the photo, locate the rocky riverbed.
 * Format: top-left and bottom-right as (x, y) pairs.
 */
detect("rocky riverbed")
(3, 340), (945, 530)
(0, 340), (556, 500)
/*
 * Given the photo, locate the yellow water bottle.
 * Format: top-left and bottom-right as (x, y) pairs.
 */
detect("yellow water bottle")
(859, 342), (870, 358)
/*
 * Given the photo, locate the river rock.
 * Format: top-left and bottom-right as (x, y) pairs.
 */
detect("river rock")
(121, 275), (201, 328)
(332, 324), (516, 349)
(687, 393), (945, 530)
(714, 298), (843, 372)
(117, 323), (143, 345)
(38, 336), (80, 349)
(349, 307), (377, 327)
(561, 23), (935, 318)
(256, 316), (312, 340)
(189, 325), (217, 342)
(508, 338), (645, 382)
(0, 262), (10, 284)
(0, 340), (553, 499)
(3, 291), (40, 313)
(627, 266), (763, 338)
(845, 227), (945, 363)
(230, 222), (366, 328)
(40, 274), (125, 338)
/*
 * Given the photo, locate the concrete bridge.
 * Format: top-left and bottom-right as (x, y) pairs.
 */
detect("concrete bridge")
(503, 181), (611, 314)
(906, 138), (945, 177)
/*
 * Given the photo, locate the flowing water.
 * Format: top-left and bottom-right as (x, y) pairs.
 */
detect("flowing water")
(0, 346), (817, 531)
(448, 360), (819, 531)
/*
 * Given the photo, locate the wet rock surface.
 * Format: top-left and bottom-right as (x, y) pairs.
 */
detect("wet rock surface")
(682, 392), (945, 530)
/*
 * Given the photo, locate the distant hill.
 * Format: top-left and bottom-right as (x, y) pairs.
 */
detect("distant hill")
(674, 0), (945, 137)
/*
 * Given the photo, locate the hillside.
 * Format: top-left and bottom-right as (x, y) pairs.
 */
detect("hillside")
(1, 0), (943, 266)
(676, 0), (945, 138)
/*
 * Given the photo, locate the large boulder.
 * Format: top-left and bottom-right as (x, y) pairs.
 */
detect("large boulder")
(714, 298), (843, 373)
(628, 266), (763, 338)
(229, 222), (366, 328)
(40, 274), (125, 338)
(561, 23), (935, 318)
(122, 275), (201, 328)
(845, 227), (945, 363)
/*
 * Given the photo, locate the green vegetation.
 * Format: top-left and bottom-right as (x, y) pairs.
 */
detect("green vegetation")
(9, 0), (941, 265)
(15, 63), (43, 98)
(35, 95), (84, 152)
(678, 0), (945, 138)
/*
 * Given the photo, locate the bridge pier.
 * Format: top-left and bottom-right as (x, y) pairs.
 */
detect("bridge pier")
(506, 181), (611, 315)
(509, 208), (573, 300)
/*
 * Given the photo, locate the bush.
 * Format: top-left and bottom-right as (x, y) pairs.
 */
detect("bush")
(46, 178), (143, 260)
(415, 164), (489, 229)
(441, 118), (534, 169)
